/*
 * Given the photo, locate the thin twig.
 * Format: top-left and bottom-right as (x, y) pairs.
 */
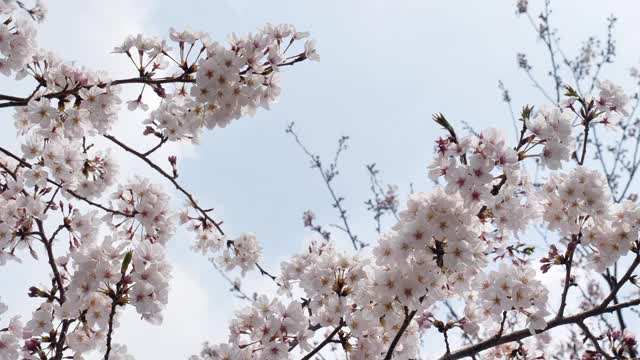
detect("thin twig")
(286, 123), (362, 250)
(577, 321), (614, 360)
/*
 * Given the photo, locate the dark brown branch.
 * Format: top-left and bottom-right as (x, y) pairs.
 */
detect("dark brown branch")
(34, 218), (70, 360)
(105, 134), (280, 283)
(142, 137), (168, 157)
(556, 239), (577, 318)
(442, 327), (452, 355)
(300, 322), (344, 360)
(0, 94), (26, 102)
(439, 297), (640, 360)
(35, 220), (65, 303)
(383, 308), (417, 360)
(0, 55), (311, 108)
(578, 122), (591, 165)
(52, 320), (71, 360)
(104, 253), (131, 360)
(254, 262), (276, 281)
(600, 251), (640, 308)
(577, 321), (613, 360)
(496, 311), (507, 338)
(103, 298), (119, 360)
(0, 75), (195, 108)
(43, 185), (61, 215)
(103, 134), (224, 235)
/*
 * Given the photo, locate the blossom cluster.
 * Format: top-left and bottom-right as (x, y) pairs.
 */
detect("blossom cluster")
(217, 232), (262, 275)
(194, 296), (310, 360)
(182, 208), (263, 275)
(374, 187), (485, 302)
(525, 107), (574, 170)
(14, 52), (122, 138)
(7, 52), (124, 205)
(539, 167), (611, 235)
(140, 24), (319, 143)
(540, 167), (640, 271)
(278, 241), (371, 329)
(464, 264), (550, 335)
(428, 124), (540, 239)
(196, 241), (421, 360)
(429, 127), (518, 209)
(20, 133), (118, 199)
(595, 79), (630, 117)
(0, 159), (54, 265)
(0, 299), (22, 360)
(0, 1), (40, 76)
(562, 80), (629, 129)
(109, 177), (174, 244)
(2, 177), (173, 359)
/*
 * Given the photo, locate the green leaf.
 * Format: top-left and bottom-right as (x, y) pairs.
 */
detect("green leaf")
(121, 250), (133, 275)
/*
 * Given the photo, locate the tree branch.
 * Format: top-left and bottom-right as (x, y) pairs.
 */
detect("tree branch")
(439, 298), (640, 360)
(600, 250), (640, 308)
(0, 75), (195, 108)
(577, 321), (613, 360)
(383, 308), (417, 360)
(300, 322), (344, 360)
(556, 238), (577, 318)
(103, 134), (224, 235)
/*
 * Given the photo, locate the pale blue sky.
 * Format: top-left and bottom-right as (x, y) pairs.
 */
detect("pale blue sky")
(1, 1), (639, 359)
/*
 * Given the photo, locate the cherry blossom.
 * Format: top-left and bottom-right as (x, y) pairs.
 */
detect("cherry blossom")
(0, 1), (38, 76)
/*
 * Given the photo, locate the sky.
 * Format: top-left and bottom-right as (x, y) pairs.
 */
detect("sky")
(1, 0), (640, 359)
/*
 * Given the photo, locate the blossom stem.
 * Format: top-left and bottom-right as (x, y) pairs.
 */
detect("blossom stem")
(578, 122), (591, 165)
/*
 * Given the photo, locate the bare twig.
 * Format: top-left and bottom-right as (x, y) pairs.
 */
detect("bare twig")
(286, 123), (363, 250)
